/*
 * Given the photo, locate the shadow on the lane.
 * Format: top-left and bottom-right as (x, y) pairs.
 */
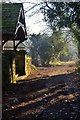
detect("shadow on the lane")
(2, 72), (80, 120)
(3, 72), (74, 94)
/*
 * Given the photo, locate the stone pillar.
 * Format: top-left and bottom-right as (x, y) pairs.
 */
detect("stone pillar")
(25, 55), (32, 77)
(11, 57), (18, 83)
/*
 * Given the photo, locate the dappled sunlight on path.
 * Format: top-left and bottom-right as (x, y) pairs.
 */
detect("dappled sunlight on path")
(2, 65), (80, 120)
(17, 65), (76, 81)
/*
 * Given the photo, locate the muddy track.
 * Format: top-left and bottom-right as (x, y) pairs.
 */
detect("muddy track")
(2, 65), (80, 120)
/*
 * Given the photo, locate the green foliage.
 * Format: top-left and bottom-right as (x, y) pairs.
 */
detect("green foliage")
(29, 34), (52, 66)
(51, 30), (69, 61)
(28, 31), (70, 66)
(38, 35), (52, 66)
(41, 3), (80, 41)
(41, 2), (80, 60)
(41, 2), (80, 30)
(71, 23), (80, 58)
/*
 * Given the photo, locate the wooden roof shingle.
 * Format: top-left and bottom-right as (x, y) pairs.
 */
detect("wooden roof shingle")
(2, 3), (23, 35)
(2, 3), (26, 40)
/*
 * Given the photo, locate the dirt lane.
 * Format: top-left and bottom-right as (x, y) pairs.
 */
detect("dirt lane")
(2, 65), (80, 120)
(17, 65), (76, 81)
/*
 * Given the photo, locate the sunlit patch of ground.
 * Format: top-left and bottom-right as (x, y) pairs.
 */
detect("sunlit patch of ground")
(17, 63), (76, 81)
(49, 60), (76, 66)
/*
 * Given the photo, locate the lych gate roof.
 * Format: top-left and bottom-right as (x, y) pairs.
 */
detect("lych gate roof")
(2, 3), (23, 35)
(2, 3), (27, 50)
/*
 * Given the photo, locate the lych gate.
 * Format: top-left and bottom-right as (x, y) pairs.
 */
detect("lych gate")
(2, 3), (31, 85)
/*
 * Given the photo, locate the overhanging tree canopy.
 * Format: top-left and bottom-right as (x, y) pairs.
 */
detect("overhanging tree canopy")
(40, 2), (80, 29)
(40, 2), (80, 58)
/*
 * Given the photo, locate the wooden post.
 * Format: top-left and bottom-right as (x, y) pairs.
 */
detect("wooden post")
(13, 40), (16, 51)
(11, 56), (18, 83)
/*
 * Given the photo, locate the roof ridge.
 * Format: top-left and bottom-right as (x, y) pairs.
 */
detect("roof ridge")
(2, 3), (23, 4)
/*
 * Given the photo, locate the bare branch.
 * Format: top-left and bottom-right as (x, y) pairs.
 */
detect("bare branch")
(45, 1), (53, 10)
(24, 4), (39, 13)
